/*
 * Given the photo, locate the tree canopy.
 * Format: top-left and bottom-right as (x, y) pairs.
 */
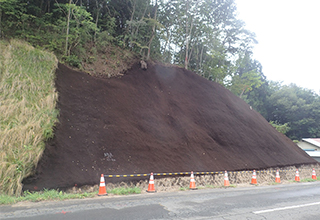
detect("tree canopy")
(0, 0), (257, 80)
(1, 0), (319, 140)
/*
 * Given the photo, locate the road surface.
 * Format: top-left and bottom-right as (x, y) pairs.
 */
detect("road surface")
(1, 182), (320, 219)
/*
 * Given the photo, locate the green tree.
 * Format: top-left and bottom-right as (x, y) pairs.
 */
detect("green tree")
(227, 52), (263, 98)
(158, 0), (257, 83)
(269, 121), (290, 135)
(53, 1), (97, 63)
(0, 0), (28, 38)
(267, 84), (320, 140)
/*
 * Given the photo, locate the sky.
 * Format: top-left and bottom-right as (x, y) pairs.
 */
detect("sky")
(235, 0), (320, 94)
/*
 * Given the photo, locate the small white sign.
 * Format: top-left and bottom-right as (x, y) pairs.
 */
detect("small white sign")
(104, 152), (116, 161)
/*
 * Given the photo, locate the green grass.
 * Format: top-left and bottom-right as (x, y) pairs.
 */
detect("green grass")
(109, 187), (141, 195)
(288, 177), (318, 183)
(179, 187), (189, 191)
(0, 194), (18, 205)
(0, 187), (141, 205)
(300, 178), (317, 183)
(0, 190), (97, 205)
(0, 40), (58, 196)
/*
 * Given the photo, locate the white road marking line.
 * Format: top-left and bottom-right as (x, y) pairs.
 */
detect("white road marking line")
(253, 201), (320, 214)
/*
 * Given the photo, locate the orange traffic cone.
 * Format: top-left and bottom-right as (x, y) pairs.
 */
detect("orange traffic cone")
(251, 170), (257, 184)
(224, 171), (230, 187)
(146, 172), (156, 193)
(98, 174), (108, 196)
(189, 171), (197, 190)
(312, 168), (317, 180)
(295, 169), (300, 182)
(275, 170), (281, 183)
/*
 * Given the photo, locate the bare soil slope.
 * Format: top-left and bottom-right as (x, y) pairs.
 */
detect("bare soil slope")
(23, 62), (316, 191)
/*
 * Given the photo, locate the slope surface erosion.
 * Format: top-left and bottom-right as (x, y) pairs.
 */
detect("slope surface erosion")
(23, 63), (316, 190)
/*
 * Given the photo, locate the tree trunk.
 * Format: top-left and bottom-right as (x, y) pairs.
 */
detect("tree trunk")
(94, 0), (100, 43)
(188, 36), (196, 68)
(128, 0), (136, 47)
(184, 0), (197, 69)
(162, 30), (169, 55)
(147, 1), (158, 61)
(199, 44), (204, 70)
(65, 0), (72, 56)
(239, 88), (245, 98)
(184, 0), (189, 69)
(0, 8), (2, 38)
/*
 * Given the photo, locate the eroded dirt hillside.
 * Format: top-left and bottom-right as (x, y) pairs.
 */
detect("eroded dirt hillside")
(23, 62), (316, 191)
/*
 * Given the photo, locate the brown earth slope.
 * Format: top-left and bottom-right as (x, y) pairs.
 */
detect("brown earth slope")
(23, 62), (316, 191)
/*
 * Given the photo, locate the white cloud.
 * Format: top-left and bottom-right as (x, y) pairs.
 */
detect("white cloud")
(235, 0), (320, 94)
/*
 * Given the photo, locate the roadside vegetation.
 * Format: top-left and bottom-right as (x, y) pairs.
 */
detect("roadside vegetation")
(0, 187), (141, 205)
(0, 40), (58, 196)
(300, 178), (318, 182)
(0, 190), (97, 205)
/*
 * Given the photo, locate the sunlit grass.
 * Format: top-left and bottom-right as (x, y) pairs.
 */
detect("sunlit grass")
(0, 40), (58, 196)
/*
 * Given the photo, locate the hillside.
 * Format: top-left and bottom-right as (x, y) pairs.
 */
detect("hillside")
(23, 62), (316, 191)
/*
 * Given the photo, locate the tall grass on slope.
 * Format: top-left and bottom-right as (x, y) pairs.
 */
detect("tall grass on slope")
(0, 40), (58, 196)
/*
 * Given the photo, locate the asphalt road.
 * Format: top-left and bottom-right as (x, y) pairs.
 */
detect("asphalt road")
(1, 182), (320, 219)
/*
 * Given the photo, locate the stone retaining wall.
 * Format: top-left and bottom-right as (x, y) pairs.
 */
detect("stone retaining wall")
(68, 164), (320, 194)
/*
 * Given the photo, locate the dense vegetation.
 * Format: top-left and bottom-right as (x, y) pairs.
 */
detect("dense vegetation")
(0, 1), (319, 151)
(0, 40), (58, 195)
(245, 83), (320, 140)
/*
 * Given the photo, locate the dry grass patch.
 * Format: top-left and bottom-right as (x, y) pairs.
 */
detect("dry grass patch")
(0, 40), (58, 196)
